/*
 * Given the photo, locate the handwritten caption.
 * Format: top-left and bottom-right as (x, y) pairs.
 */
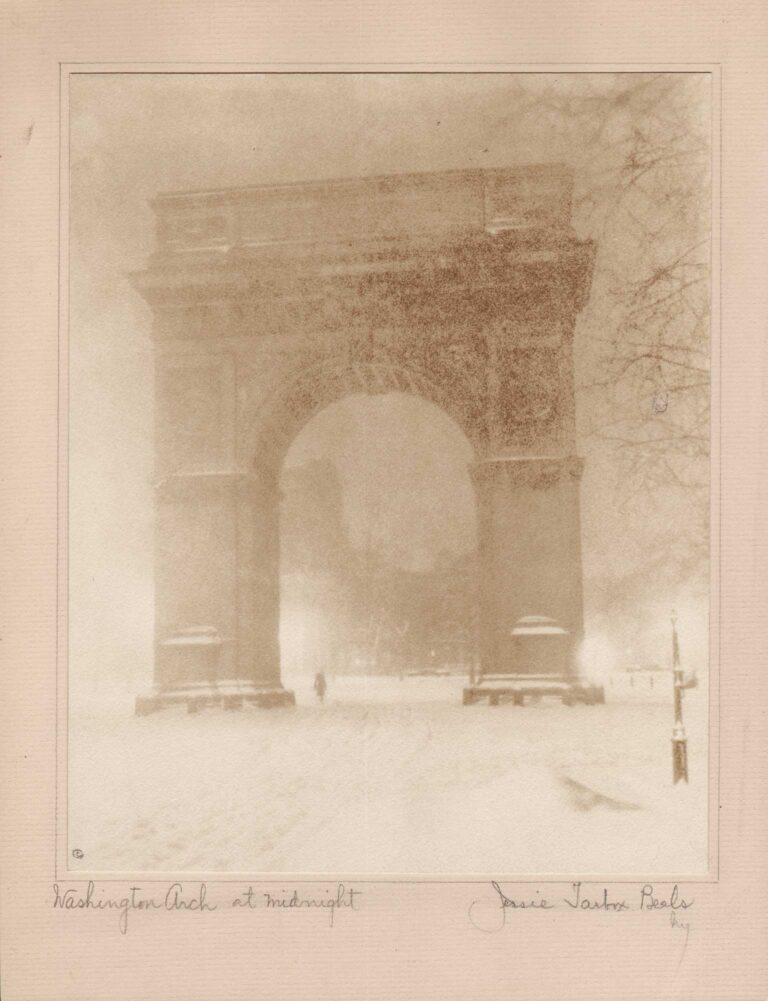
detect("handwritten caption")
(52, 879), (694, 938)
(53, 881), (361, 934)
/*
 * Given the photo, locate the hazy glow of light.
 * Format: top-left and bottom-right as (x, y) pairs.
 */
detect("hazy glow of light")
(279, 602), (329, 674)
(577, 633), (616, 683)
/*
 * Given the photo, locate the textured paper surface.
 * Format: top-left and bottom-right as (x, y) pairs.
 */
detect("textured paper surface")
(1, 3), (767, 999)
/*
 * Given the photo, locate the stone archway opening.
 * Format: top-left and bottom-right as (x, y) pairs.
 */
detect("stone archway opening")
(278, 390), (479, 699)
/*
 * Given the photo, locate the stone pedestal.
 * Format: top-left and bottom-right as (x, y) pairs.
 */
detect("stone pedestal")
(472, 455), (585, 678)
(136, 470), (294, 714)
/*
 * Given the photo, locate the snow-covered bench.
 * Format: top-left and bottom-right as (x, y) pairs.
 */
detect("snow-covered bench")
(462, 674), (605, 707)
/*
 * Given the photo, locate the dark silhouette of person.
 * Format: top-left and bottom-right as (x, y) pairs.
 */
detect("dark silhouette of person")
(314, 672), (327, 704)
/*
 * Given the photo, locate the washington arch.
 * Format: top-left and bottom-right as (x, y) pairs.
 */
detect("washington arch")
(132, 165), (596, 712)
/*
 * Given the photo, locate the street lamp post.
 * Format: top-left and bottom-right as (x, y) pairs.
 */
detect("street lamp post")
(671, 611), (689, 784)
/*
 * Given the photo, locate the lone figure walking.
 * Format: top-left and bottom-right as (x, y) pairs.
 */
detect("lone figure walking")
(313, 671), (327, 704)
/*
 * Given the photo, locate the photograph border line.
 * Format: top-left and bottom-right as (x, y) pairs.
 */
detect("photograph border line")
(57, 61), (722, 885)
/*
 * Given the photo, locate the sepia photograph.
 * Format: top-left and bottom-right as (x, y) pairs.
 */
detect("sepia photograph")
(66, 71), (713, 875)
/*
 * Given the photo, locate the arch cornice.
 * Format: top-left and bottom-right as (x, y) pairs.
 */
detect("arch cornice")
(132, 234), (595, 341)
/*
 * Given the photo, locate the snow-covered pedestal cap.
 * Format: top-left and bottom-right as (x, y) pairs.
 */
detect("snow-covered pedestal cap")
(510, 615), (570, 637)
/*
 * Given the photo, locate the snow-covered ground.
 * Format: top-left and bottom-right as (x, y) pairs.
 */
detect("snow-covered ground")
(68, 674), (709, 875)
